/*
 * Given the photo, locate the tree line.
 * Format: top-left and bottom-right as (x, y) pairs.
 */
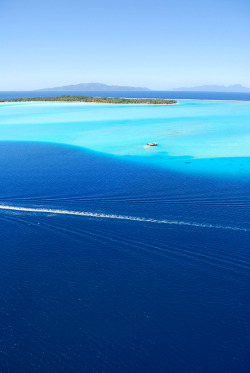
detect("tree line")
(0, 95), (177, 105)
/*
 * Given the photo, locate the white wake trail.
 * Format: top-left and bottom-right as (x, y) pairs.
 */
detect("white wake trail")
(0, 204), (248, 232)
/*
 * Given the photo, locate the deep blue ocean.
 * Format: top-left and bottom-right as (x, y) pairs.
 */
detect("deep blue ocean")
(1, 90), (250, 101)
(0, 92), (249, 372)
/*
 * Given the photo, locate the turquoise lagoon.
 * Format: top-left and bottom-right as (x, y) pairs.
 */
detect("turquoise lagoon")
(0, 99), (250, 177)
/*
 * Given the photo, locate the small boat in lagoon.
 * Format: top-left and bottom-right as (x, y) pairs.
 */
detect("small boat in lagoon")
(147, 142), (158, 146)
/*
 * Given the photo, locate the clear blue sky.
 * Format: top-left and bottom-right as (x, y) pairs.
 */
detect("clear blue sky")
(1, 0), (249, 90)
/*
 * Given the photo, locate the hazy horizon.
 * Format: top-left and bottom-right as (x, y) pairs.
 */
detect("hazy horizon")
(1, 82), (250, 93)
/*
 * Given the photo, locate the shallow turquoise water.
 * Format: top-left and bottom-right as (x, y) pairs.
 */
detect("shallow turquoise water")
(0, 100), (249, 177)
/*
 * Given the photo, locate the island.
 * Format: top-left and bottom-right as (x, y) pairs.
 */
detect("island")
(173, 84), (250, 92)
(38, 82), (151, 91)
(0, 96), (177, 105)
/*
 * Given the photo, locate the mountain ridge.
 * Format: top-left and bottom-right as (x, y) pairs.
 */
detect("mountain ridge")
(38, 83), (150, 91)
(172, 84), (250, 92)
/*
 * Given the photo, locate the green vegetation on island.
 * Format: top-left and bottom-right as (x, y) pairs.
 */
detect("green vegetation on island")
(0, 95), (177, 105)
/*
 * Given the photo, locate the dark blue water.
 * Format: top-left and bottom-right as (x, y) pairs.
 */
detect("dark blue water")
(1, 90), (250, 101)
(0, 142), (249, 372)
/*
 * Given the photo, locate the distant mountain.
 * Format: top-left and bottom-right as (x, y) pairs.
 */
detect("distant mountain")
(38, 83), (150, 91)
(173, 84), (250, 92)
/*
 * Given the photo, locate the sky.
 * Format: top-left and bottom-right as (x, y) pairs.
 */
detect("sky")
(0, 0), (250, 90)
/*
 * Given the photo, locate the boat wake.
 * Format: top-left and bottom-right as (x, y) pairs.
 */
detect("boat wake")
(0, 204), (248, 232)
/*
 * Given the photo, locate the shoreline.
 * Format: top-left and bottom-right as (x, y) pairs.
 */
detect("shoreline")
(0, 101), (179, 105)
(1, 98), (249, 104)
